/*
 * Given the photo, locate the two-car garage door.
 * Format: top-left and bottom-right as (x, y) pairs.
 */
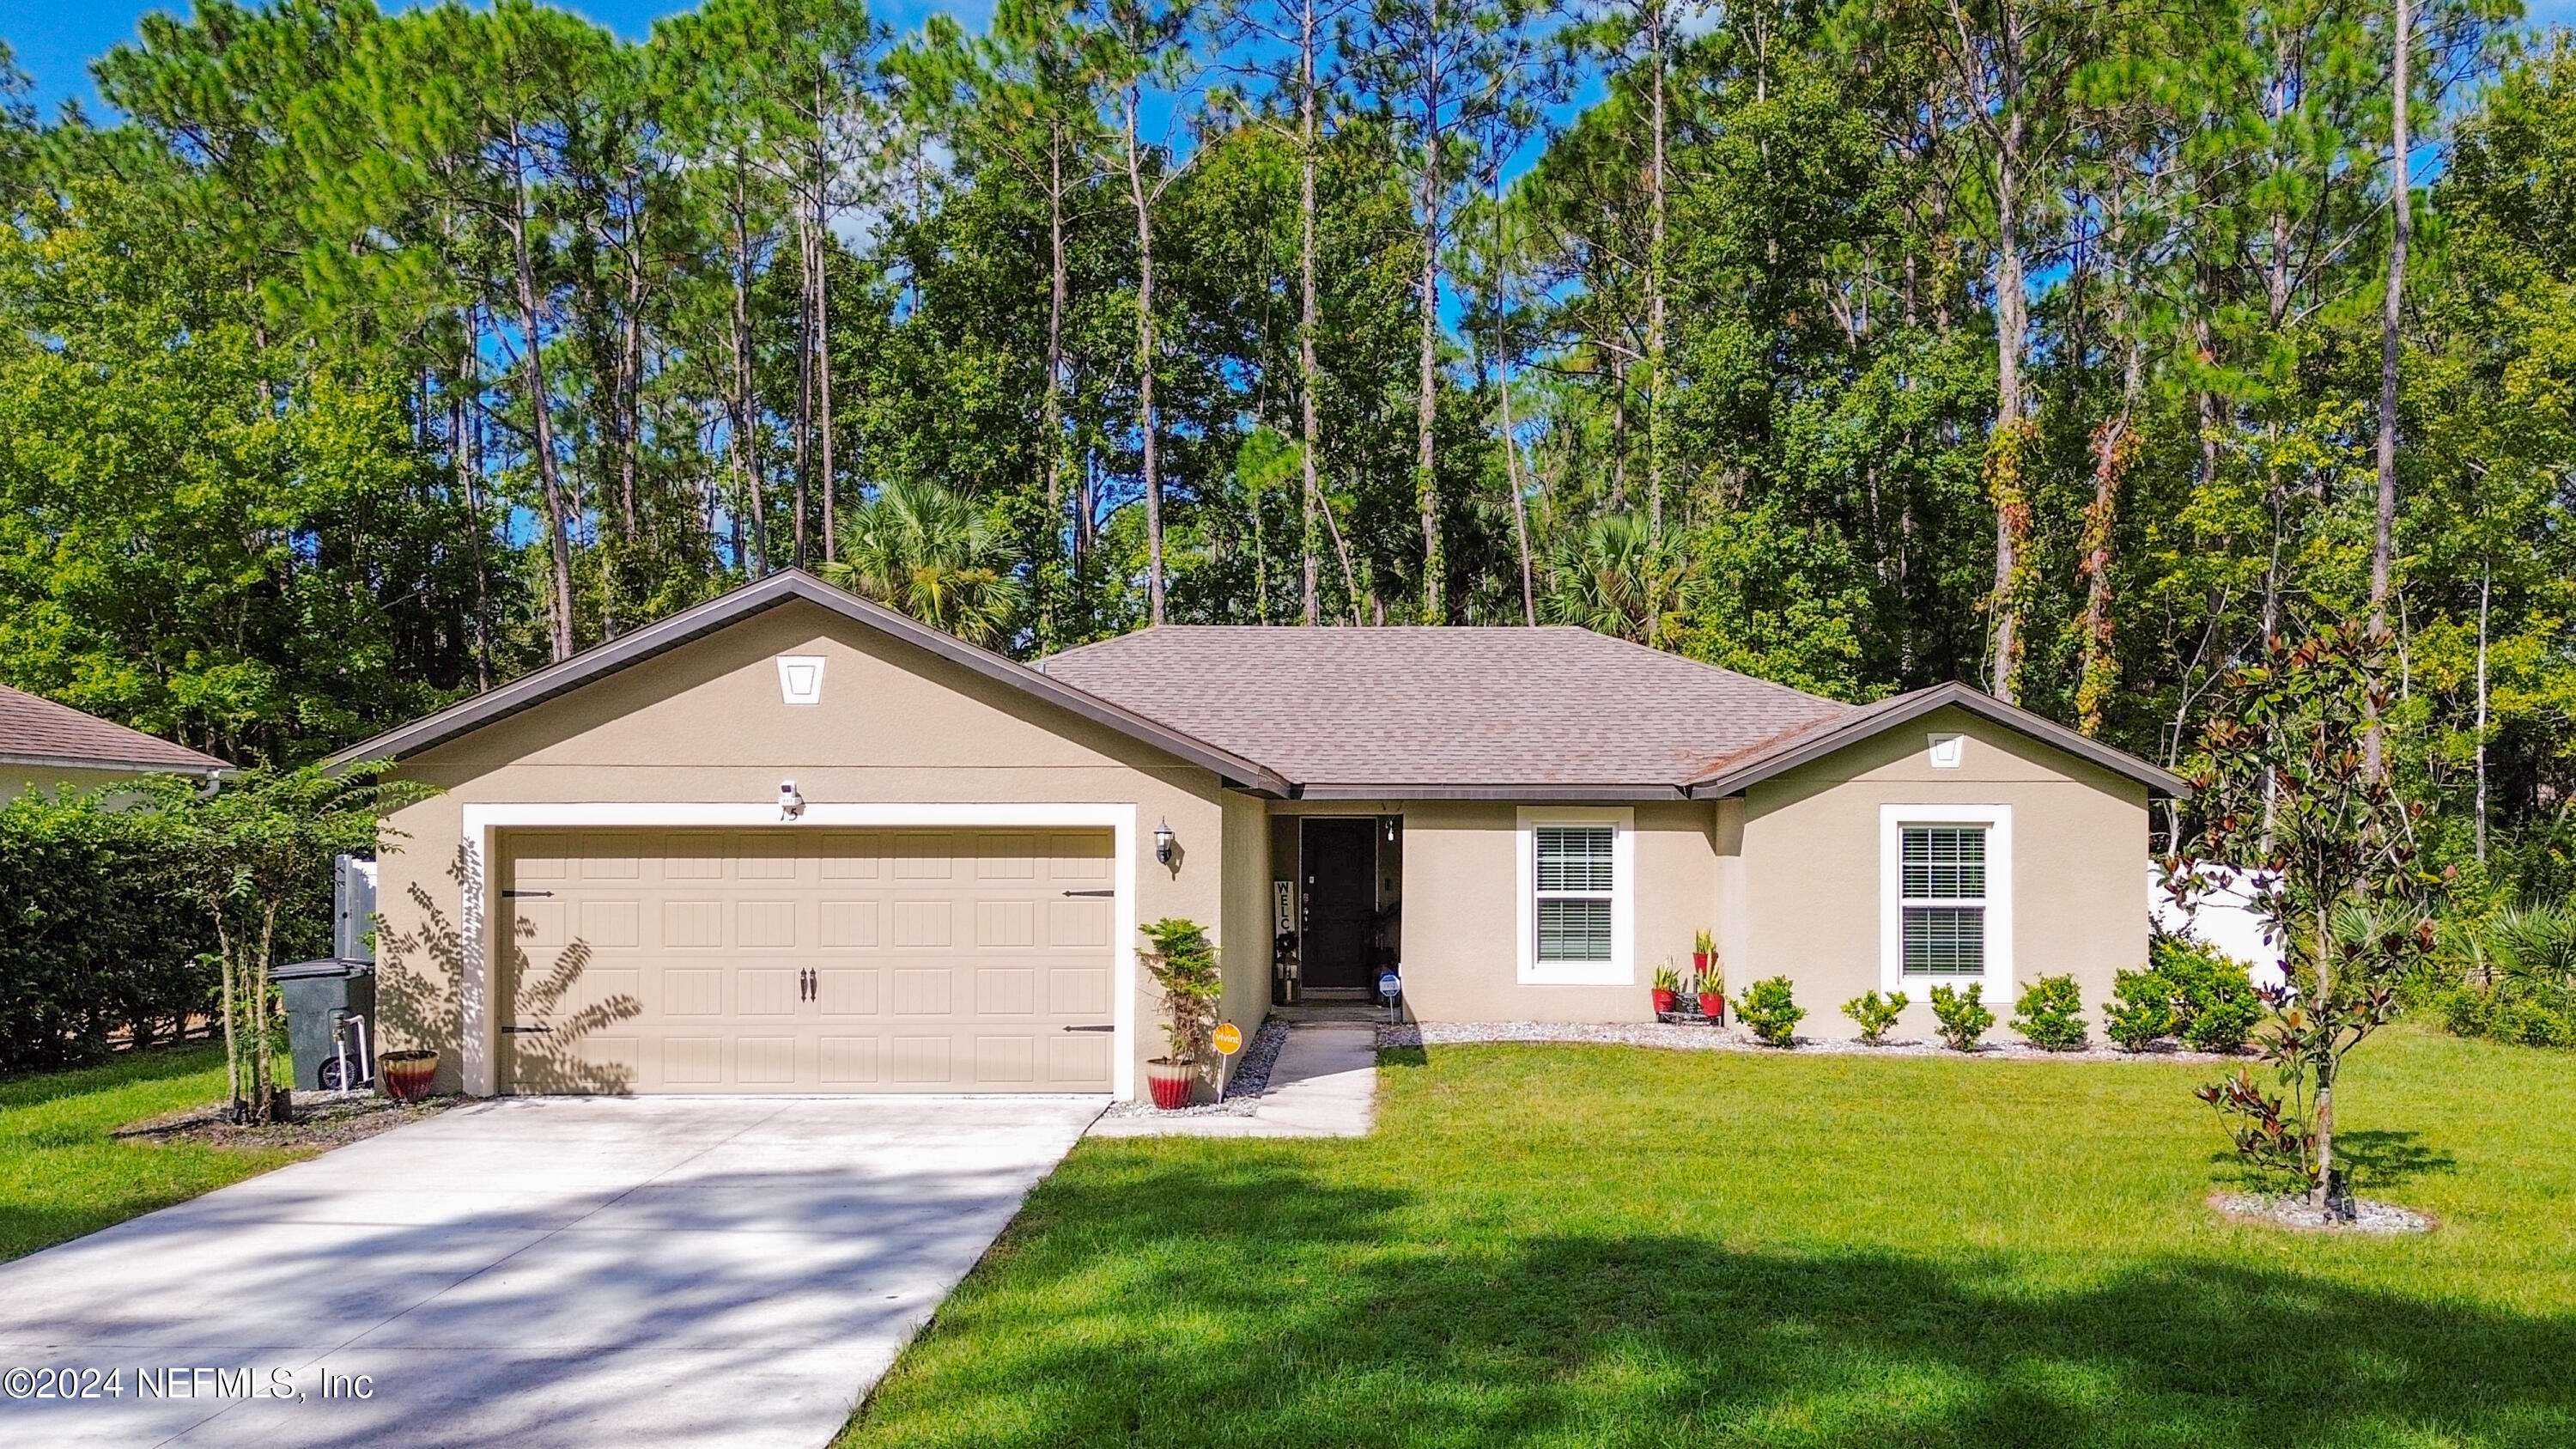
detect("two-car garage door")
(499, 828), (1117, 1093)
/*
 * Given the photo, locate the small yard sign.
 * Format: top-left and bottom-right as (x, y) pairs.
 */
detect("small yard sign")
(1212, 1022), (1243, 1056)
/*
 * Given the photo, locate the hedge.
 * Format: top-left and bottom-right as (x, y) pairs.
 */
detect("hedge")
(0, 788), (221, 1070)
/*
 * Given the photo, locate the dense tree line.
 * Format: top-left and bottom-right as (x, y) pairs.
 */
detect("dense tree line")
(2, 0), (2573, 892)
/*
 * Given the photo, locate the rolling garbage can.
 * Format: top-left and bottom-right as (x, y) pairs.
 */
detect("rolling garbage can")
(276, 958), (377, 1092)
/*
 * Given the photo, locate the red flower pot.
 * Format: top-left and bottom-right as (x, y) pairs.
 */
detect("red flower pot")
(1145, 1059), (1197, 1110)
(1650, 989), (1678, 1014)
(378, 1049), (439, 1103)
(1692, 952), (1710, 976)
(1699, 993), (1726, 1025)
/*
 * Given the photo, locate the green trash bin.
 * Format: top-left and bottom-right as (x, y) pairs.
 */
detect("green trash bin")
(275, 958), (376, 1092)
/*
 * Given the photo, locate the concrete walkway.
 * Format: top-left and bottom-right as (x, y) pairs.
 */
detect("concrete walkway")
(0, 1095), (1103, 1449)
(1090, 1024), (1376, 1139)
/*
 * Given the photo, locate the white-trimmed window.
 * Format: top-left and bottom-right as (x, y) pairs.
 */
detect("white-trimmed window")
(1517, 807), (1634, 984)
(1880, 805), (2010, 995)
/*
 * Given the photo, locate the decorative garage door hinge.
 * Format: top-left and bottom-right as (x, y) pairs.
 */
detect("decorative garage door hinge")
(1060, 889), (1114, 898)
(501, 889), (555, 898)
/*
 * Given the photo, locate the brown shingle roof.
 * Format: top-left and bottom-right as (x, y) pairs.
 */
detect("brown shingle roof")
(1038, 626), (1850, 795)
(0, 684), (230, 775)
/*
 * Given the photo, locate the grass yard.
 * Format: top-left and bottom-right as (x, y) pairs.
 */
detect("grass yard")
(0, 1046), (308, 1263)
(840, 1026), (2576, 1448)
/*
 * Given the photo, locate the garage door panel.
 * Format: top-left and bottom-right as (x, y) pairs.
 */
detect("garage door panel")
(976, 967), (1037, 1015)
(817, 967), (878, 1014)
(504, 826), (1115, 1094)
(890, 900), (953, 947)
(818, 899), (879, 947)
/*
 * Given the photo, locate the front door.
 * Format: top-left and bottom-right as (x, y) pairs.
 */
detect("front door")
(1301, 819), (1376, 990)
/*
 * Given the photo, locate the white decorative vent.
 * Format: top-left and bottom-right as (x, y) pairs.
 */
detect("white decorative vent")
(1927, 734), (1965, 770)
(776, 655), (826, 705)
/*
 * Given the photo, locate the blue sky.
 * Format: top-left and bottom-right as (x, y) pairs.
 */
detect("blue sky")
(11, 0), (2576, 130)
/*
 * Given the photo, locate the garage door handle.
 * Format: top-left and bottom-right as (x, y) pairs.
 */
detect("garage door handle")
(502, 1025), (553, 1034)
(1061, 1024), (1115, 1033)
(1060, 889), (1113, 898)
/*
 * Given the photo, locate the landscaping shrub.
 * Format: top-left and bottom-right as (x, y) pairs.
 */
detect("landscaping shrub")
(1840, 989), (1906, 1044)
(1929, 983), (1993, 1051)
(1139, 917), (1223, 1065)
(2103, 967), (2175, 1052)
(2010, 974), (2088, 1050)
(2435, 904), (2576, 1049)
(0, 788), (222, 1070)
(2151, 933), (2265, 1053)
(1736, 976), (1803, 1046)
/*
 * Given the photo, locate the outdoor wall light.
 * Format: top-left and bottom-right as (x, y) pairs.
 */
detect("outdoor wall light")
(1154, 818), (1176, 866)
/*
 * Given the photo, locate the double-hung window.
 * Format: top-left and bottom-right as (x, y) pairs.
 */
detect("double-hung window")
(1518, 808), (1633, 984)
(1899, 825), (1986, 977)
(1880, 805), (2011, 994)
(1534, 826), (1615, 961)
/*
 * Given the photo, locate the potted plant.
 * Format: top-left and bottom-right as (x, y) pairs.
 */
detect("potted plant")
(1698, 956), (1728, 1026)
(379, 1047), (439, 1102)
(1692, 928), (1716, 980)
(1139, 917), (1222, 1110)
(1651, 960), (1683, 1017)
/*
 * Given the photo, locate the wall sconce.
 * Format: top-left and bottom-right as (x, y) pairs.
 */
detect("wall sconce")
(1153, 818), (1176, 867)
(779, 781), (805, 820)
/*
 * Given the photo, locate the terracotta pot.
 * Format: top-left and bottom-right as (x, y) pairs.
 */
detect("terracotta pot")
(1650, 989), (1678, 1014)
(1145, 1059), (1198, 1110)
(1699, 993), (1726, 1025)
(378, 1049), (438, 1103)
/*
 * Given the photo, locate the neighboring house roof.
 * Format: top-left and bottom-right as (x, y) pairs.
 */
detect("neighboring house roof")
(0, 683), (231, 776)
(1037, 626), (1850, 799)
(326, 570), (1294, 795)
(1681, 680), (2190, 799)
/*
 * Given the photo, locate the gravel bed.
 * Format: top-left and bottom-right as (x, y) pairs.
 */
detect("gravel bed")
(1378, 1019), (2255, 1065)
(112, 1091), (454, 1150)
(1098, 1018), (1293, 1118)
(2212, 1192), (2434, 1234)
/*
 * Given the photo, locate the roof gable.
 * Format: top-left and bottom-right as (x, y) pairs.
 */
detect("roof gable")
(328, 571), (1291, 794)
(0, 684), (230, 776)
(1682, 681), (2190, 798)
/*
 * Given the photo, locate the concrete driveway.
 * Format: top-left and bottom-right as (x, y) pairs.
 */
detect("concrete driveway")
(0, 1095), (1103, 1448)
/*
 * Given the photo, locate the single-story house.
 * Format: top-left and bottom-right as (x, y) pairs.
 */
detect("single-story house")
(338, 569), (2184, 1101)
(0, 683), (231, 802)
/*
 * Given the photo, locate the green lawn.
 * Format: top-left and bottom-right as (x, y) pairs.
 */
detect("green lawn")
(839, 1026), (2576, 1448)
(0, 1046), (308, 1263)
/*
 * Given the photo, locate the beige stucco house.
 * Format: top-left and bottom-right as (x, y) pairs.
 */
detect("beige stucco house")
(338, 569), (2184, 1102)
(0, 683), (230, 803)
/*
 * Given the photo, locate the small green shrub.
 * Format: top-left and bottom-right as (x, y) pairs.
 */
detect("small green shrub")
(1840, 989), (1907, 1044)
(2103, 967), (2175, 1052)
(1929, 983), (1993, 1052)
(1736, 976), (1804, 1047)
(2152, 934), (2265, 1053)
(2434, 905), (2576, 1050)
(2010, 974), (2088, 1050)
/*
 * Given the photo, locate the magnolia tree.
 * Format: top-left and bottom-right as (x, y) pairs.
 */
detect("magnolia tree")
(171, 764), (435, 1124)
(2165, 623), (2433, 1210)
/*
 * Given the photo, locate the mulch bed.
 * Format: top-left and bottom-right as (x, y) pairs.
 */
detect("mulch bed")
(112, 1091), (453, 1151)
(1099, 1018), (1294, 1119)
(2211, 1191), (2434, 1234)
(1380, 1019), (2257, 1065)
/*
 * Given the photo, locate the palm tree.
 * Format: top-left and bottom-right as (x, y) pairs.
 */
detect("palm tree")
(1541, 512), (1690, 648)
(819, 478), (1025, 648)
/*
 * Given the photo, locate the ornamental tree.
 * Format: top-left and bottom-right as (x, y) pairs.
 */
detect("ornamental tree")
(2166, 622), (2433, 1209)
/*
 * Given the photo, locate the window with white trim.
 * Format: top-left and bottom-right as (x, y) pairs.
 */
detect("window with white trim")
(1879, 804), (2010, 995)
(1534, 825), (1615, 961)
(1517, 807), (1633, 984)
(1899, 825), (1986, 977)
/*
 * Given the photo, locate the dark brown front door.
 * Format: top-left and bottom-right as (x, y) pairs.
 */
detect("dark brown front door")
(1301, 819), (1376, 989)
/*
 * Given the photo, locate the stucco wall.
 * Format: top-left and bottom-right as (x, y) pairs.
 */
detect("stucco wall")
(1, 764), (171, 807)
(369, 599), (1233, 1099)
(1737, 704), (2150, 1043)
(1375, 798), (1720, 1023)
(1216, 790), (1273, 1081)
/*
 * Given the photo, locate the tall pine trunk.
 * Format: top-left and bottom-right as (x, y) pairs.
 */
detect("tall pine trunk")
(1984, 93), (2031, 704)
(1414, 110), (1443, 623)
(1299, 0), (1324, 626)
(2366, 0), (2411, 781)
(1127, 90), (1167, 625)
(506, 153), (576, 663)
